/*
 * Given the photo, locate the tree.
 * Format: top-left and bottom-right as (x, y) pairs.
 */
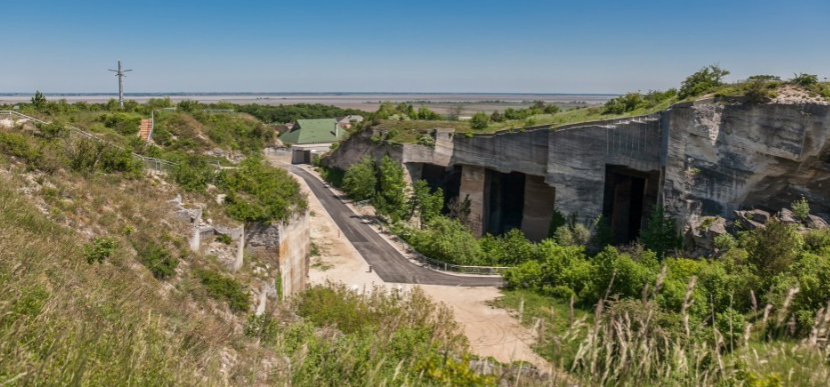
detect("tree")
(469, 112), (489, 130)
(408, 180), (443, 226)
(342, 156), (377, 201)
(678, 64), (730, 99)
(791, 73), (818, 87)
(791, 196), (810, 222)
(31, 91), (46, 109)
(448, 105), (464, 121)
(745, 218), (802, 282)
(639, 205), (681, 259)
(490, 110), (504, 123)
(743, 78), (772, 104)
(375, 155), (407, 221)
(417, 106), (440, 120)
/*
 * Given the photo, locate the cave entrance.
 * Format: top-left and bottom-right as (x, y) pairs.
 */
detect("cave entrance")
(602, 165), (660, 244)
(487, 170), (526, 235)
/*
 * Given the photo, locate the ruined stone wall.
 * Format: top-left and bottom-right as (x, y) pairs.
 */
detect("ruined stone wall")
(246, 211), (310, 297)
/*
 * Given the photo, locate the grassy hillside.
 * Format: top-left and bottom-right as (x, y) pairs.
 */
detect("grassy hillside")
(0, 103), (542, 386)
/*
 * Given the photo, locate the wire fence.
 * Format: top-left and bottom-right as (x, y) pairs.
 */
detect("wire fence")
(1, 110), (178, 173)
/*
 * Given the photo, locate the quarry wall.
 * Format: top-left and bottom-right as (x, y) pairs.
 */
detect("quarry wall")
(324, 99), (830, 241)
(246, 212), (311, 297)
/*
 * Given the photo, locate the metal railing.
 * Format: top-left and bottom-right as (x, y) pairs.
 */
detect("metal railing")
(1, 110), (178, 173)
(380, 231), (512, 276)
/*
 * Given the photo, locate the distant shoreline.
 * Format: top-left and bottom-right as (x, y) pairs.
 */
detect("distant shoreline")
(0, 92), (614, 114)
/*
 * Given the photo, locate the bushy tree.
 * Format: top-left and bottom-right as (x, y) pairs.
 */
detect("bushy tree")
(790, 73), (819, 87)
(31, 91), (46, 109)
(490, 110), (504, 123)
(640, 205), (681, 259)
(791, 196), (810, 221)
(469, 112), (489, 130)
(375, 155), (407, 221)
(342, 156), (377, 201)
(408, 180), (443, 226)
(678, 64), (730, 99)
(408, 217), (482, 265)
(221, 157), (307, 223)
(745, 218), (802, 281)
(743, 78), (773, 104)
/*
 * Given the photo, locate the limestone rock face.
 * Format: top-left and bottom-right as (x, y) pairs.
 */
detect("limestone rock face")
(325, 99), (830, 246)
(806, 214), (829, 229)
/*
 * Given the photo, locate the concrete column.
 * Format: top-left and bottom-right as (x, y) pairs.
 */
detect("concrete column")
(521, 175), (556, 241)
(232, 227), (244, 272)
(459, 165), (489, 237)
(189, 209), (202, 251)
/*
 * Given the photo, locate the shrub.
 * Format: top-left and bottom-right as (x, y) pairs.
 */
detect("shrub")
(678, 64), (730, 99)
(83, 236), (117, 264)
(196, 269), (250, 313)
(0, 132), (40, 162)
(790, 73), (819, 87)
(171, 155), (216, 192)
(221, 157), (306, 223)
(745, 218), (802, 282)
(136, 242), (179, 279)
(640, 205), (681, 259)
(714, 233), (738, 251)
(792, 196), (810, 221)
(407, 216), (482, 265)
(216, 234), (232, 245)
(342, 156), (376, 201)
(469, 112), (489, 130)
(99, 113), (141, 135)
(743, 78), (773, 104)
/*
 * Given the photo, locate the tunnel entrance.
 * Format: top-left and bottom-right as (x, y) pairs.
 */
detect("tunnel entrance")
(602, 165), (660, 244)
(487, 170), (526, 235)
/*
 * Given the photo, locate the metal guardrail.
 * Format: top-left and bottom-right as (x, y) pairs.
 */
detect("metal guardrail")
(412, 252), (513, 275)
(1, 110), (178, 172)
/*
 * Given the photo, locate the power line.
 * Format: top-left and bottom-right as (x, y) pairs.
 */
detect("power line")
(108, 60), (132, 108)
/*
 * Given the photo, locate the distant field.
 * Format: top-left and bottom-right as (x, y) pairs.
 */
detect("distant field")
(0, 92), (615, 114)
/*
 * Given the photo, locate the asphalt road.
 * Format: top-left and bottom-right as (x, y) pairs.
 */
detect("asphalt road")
(291, 166), (503, 287)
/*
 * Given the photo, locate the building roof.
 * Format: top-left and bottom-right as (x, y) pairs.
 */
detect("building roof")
(278, 118), (345, 144)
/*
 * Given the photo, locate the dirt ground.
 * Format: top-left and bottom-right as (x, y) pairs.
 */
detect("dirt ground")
(293, 172), (551, 372)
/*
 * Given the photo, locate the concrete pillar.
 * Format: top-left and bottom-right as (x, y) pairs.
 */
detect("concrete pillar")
(255, 283), (267, 316)
(521, 175), (556, 241)
(232, 227), (244, 272)
(459, 165), (489, 237)
(189, 209), (202, 251)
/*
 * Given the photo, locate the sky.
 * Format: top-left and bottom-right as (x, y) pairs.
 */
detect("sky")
(1, 0), (828, 94)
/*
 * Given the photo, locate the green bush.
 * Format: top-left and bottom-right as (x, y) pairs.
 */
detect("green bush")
(136, 242), (179, 279)
(745, 218), (802, 284)
(640, 205), (681, 259)
(342, 156), (377, 201)
(196, 269), (250, 313)
(171, 155), (216, 192)
(790, 73), (819, 87)
(792, 196), (810, 221)
(469, 112), (489, 130)
(0, 132), (40, 162)
(678, 64), (730, 99)
(406, 216), (482, 265)
(221, 157), (306, 223)
(216, 234), (232, 245)
(83, 236), (117, 264)
(99, 113), (141, 136)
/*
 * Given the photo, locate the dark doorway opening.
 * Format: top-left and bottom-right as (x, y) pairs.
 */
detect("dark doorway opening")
(487, 170), (526, 235)
(418, 163), (461, 213)
(602, 165), (660, 244)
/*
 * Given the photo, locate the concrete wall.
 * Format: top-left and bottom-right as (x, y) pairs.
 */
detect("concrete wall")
(521, 175), (556, 241)
(459, 164), (489, 237)
(246, 211), (310, 297)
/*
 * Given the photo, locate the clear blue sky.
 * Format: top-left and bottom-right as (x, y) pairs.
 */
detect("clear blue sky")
(1, 0), (827, 93)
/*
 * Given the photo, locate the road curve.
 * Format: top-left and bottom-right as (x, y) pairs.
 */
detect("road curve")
(291, 166), (503, 287)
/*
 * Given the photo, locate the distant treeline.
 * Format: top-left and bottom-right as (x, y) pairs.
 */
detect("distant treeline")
(234, 103), (368, 124)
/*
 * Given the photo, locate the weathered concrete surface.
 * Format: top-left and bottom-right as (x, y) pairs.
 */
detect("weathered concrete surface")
(325, 100), (830, 241)
(246, 212), (311, 297)
(663, 100), (830, 227)
(521, 175), (556, 241)
(459, 165), (489, 237)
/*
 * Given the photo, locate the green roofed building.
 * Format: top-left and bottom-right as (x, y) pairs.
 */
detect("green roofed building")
(278, 118), (346, 145)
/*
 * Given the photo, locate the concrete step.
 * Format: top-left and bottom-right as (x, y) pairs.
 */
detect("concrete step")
(138, 119), (153, 141)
